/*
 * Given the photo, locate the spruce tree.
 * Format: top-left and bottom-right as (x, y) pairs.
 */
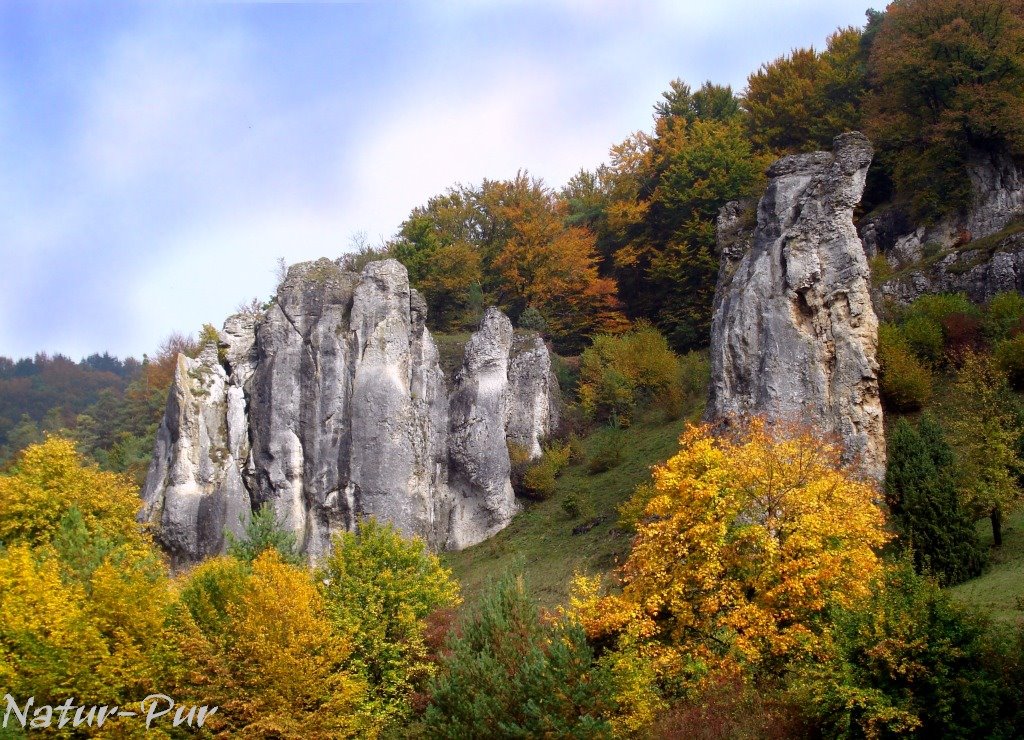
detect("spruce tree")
(885, 415), (986, 585)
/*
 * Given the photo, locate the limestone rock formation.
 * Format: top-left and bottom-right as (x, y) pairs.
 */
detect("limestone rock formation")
(706, 132), (885, 482)
(140, 259), (559, 567)
(879, 232), (1024, 305)
(861, 149), (1024, 271)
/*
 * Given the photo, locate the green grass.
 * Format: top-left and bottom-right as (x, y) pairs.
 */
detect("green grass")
(443, 414), (691, 610)
(949, 506), (1024, 624)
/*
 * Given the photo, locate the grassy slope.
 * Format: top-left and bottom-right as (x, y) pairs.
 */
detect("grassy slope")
(444, 333), (1024, 620)
(950, 506), (1024, 623)
(443, 414), (691, 610)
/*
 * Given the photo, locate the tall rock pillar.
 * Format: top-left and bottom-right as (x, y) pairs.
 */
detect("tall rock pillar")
(706, 132), (885, 482)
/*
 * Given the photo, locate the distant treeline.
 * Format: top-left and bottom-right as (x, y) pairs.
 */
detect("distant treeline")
(0, 336), (198, 480)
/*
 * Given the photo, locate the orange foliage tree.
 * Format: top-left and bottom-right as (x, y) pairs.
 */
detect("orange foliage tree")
(393, 173), (626, 352)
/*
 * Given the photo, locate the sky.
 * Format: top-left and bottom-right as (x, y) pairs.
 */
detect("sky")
(0, 0), (872, 361)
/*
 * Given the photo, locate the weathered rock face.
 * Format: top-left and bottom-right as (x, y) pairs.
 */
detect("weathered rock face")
(706, 132), (886, 482)
(879, 233), (1024, 305)
(140, 259), (559, 567)
(861, 150), (1024, 271)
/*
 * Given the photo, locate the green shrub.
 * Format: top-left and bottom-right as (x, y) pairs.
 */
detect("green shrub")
(226, 502), (302, 566)
(868, 253), (893, 285)
(566, 434), (587, 465)
(905, 293), (978, 326)
(521, 463), (557, 500)
(562, 489), (595, 520)
(518, 444), (571, 501)
(995, 333), (1024, 390)
(678, 349), (711, 407)
(580, 364), (635, 427)
(587, 431), (625, 474)
(319, 518), (461, 727)
(899, 314), (943, 364)
(424, 573), (614, 737)
(517, 306), (547, 333)
(922, 240), (944, 260)
(579, 323), (681, 427)
(551, 354), (580, 402)
(878, 323), (933, 411)
(508, 442), (532, 496)
(199, 322), (221, 347)
(790, 559), (1013, 739)
(200, 322), (227, 363)
(984, 291), (1024, 343)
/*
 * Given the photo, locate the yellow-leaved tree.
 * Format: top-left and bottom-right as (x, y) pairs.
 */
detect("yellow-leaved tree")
(569, 421), (890, 730)
(0, 437), (182, 737)
(0, 436), (140, 547)
(176, 551), (368, 738)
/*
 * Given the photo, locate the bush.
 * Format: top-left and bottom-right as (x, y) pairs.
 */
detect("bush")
(678, 349), (711, 407)
(551, 354), (580, 403)
(318, 518), (461, 728)
(508, 442), (532, 495)
(521, 462), (557, 500)
(587, 431), (625, 474)
(566, 434), (587, 465)
(562, 488), (595, 520)
(942, 311), (985, 358)
(905, 293), (977, 326)
(985, 291), (1024, 342)
(791, 559), (1012, 739)
(868, 253), (893, 285)
(578, 324), (681, 426)
(516, 306), (547, 333)
(517, 443), (570, 501)
(995, 333), (1024, 390)
(878, 323), (933, 411)
(900, 314), (943, 364)
(651, 675), (808, 740)
(424, 573), (614, 737)
(226, 502), (302, 565)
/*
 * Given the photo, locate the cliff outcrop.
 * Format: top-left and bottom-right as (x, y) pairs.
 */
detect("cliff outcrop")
(706, 133), (885, 482)
(140, 259), (559, 566)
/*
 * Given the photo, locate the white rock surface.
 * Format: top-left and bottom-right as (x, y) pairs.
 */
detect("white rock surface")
(140, 260), (559, 566)
(706, 133), (886, 483)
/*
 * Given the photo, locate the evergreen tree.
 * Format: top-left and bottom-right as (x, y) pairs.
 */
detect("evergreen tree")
(885, 415), (986, 585)
(226, 503), (302, 566)
(425, 573), (614, 738)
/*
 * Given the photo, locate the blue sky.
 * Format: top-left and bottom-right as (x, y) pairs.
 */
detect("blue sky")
(1, 0), (871, 361)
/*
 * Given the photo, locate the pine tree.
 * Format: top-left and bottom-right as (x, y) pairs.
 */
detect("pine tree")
(226, 503), (302, 565)
(425, 573), (613, 738)
(885, 415), (986, 585)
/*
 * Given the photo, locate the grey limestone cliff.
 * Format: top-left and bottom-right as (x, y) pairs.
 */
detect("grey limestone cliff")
(861, 148), (1024, 305)
(140, 259), (559, 567)
(706, 132), (886, 482)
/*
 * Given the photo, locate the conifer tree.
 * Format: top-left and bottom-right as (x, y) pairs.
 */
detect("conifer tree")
(425, 573), (613, 738)
(885, 415), (986, 585)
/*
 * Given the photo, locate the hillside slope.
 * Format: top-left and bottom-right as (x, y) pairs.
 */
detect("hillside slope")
(443, 415), (693, 609)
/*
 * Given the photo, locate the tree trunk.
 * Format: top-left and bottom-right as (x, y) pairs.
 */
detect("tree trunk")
(991, 506), (1003, 548)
